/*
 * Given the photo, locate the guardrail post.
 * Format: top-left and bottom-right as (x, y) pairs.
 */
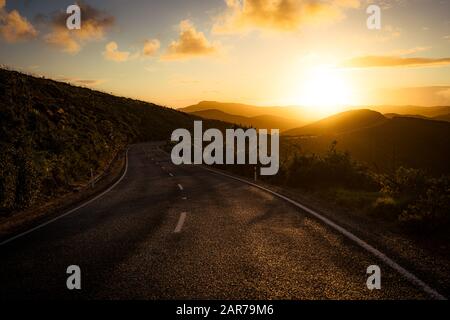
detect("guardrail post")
(90, 168), (94, 188)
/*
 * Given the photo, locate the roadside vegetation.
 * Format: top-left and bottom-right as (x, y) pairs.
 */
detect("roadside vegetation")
(215, 138), (450, 237)
(0, 68), (228, 216)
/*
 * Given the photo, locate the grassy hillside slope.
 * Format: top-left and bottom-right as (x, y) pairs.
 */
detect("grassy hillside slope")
(283, 109), (387, 136)
(180, 101), (310, 123)
(283, 113), (450, 175)
(189, 109), (299, 131)
(0, 69), (226, 214)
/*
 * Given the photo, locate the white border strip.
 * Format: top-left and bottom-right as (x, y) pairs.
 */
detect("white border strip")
(0, 149), (130, 247)
(201, 166), (447, 300)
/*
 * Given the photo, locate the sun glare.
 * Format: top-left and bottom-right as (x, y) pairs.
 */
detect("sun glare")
(298, 65), (354, 117)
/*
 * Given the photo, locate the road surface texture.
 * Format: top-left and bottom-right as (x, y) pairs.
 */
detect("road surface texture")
(0, 143), (434, 299)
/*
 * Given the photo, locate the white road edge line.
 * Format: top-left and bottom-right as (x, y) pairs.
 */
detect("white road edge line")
(177, 184), (184, 191)
(0, 149), (130, 247)
(174, 212), (187, 233)
(200, 166), (447, 301)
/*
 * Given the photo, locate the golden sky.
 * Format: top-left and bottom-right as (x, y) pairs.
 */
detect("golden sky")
(1, 0), (449, 115)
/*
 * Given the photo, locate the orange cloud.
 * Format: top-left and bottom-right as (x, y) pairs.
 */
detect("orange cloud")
(103, 41), (130, 62)
(341, 56), (450, 68)
(389, 46), (431, 56)
(162, 20), (219, 61)
(143, 39), (160, 57)
(0, 0), (37, 42)
(213, 0), (360, 33)
(437, 88), (450, 100)
(56, 76), (105, 87)
(44, 2), (114, 54)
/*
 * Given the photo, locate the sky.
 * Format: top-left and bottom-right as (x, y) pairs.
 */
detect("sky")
(0, 0), (449, 114)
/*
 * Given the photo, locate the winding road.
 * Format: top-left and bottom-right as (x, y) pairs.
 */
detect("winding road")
(0, 143), (439, 299)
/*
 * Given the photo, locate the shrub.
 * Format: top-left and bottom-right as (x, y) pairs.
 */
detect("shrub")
(399, 176), (450, 231)
(281, 141), (378, 191)
(0, 144), (17, 214)
(14, 147), (42, 209)
(370, 196), (400, 220)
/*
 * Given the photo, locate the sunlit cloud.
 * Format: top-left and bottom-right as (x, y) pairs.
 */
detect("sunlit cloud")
(162, 20), (219, 61)
(341, 56), (450, 68)
(369, 86), (450, 106)
(212, 0), (360, 34)
(0, 0), (37, 42)
(437, 88), (450, 100)
(103, 41), (131, 62)
(389, 46), (431, 56)
(373, 25), (401, 42)
(55, 76), (106, 87)
(44, 2), (114, 54)
(366, 0), (405, 10)
(143, 39), (161, 57)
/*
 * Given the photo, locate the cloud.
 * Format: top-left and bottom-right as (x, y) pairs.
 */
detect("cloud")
(437, 88), (450, 100)
(212, 0), (360, 34)
(143, 39), (160, 57)
(341, 56), (450, 68)
(44, 2), (114, 54)
(103, 41), (130, 62)
(56, 76), (105, 87)
(369, 86), (450, 106)
(162, 20), (219, 61)
(366, 0), (405, 10)
(0, 0), (38, 42)
(373, 25), (401, 42)
(389, 46), (431, 56)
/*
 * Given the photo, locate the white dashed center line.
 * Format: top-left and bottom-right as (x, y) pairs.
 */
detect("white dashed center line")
(169, 173), (174, 177)
(174, 212), (187, 233)
(177, 184), (184, 191)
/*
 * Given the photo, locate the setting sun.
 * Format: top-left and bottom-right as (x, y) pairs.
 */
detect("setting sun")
(298, 65), (354, 116)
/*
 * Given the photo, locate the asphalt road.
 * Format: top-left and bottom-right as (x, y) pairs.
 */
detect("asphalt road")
(0, 143), (433, 299)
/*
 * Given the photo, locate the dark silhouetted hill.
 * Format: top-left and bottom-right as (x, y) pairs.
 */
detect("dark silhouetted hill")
(433, 114), (450, 122)
(284, 114), (450, 175)
(283, 109), (387, 136)
(369, 105), (450, 118)
(180, 101), (311, 123)
(189, 109), (299, 131)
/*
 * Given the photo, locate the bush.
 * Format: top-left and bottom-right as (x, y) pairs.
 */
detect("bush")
(370, 196), (400, 220)
(14, 147), (42, 209)
(281, 141), (378, 191)
(399, 176), (450, 231)
(0, 144), (17, 214)
(377, 167), (450, 232)
(379, 167), (429, 199)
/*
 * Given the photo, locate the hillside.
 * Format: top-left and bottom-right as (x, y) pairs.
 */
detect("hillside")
(189, 109), (300, 131)
(368, 105), (450, 118)
(283, 109), (387, 136)
(285, 116), (450, 175)
(433, 114), (450, 122)
(0, 69), (228, 214)
(384, 113), (429, 120)
(384, 113), (450, 123)
(180, 101), (312, 122)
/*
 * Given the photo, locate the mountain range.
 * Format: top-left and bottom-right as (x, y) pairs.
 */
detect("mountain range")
(180, 101), (450, 133)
